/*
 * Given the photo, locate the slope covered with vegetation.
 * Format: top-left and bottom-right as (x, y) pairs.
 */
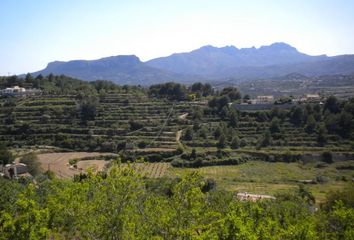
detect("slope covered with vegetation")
(1, 74), (354, 239)
(0, 165), (353, 239)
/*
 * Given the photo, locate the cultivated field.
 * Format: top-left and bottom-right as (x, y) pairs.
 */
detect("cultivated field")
(37, 152), (114, 179)
(168, 160), (354, 203)
(122, 162), (171, 178)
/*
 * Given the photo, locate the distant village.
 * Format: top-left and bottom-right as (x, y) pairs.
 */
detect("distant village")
(242, 93), (321, 105)
(234, 93), (322, 111)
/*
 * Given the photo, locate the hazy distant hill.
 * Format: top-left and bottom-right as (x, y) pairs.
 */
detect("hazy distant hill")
(31, 43), (354, 85)
(32, 55), (197, 85)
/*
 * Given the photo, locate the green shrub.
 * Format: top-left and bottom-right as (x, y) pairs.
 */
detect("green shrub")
(322, 151), (333, 164)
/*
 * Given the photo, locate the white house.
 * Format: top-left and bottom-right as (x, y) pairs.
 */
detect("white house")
(1, 86), (26, 95)
(305, 94), (320, 102)
(256, 95), (274, 104)
(2, 163), (29, 179)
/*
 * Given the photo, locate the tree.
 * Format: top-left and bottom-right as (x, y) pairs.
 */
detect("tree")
(317, 124), (327, 147)
(290, 106), (304, 126)
(0, 184), (49, 239)
(129, 120), (143, 131)
(338, 111), (353, 137)
(230, 136), (240, 149)
(80, 97), (98, 123)
(270, 117), (280, 133)
(192, 107), (203, 120)
(305, 115), (317, 133)
(324, 96), (339, 114)
(259, 130), (272, 148)
(0, 144), (14, 165)
(243, 94), (250, 101)
(229, 110), (238, 128)
(214, 126), (223, 139)
(198, 126), (208, 139)
(208, 96), (230, 111)
(202, 83), (213, 96)
(190, 82), (203, 93)
(218, 96), (231, 110)
(183, 127), (193, 141)
(220, 87), (241, 101)
(20, 153), (42, 176)
(190, 149), (197, 160)
(217, 134), (227, 149)
(322, 151), (333, 164)
(298, 184), (316, 205)
(25, 73), (33, 83)
(325, 113), (340, 133)
(256, 111), (268, 122)
(149, 82), (187, 100)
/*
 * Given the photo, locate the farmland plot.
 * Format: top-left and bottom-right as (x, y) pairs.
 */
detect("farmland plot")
(38, 152), (114, 179)
(121, 162), (171, 178)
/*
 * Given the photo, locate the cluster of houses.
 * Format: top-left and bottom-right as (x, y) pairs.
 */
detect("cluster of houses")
(244, 94), (321, 105)
(234, 94), (322, 111)
(0, 86), (41, 97)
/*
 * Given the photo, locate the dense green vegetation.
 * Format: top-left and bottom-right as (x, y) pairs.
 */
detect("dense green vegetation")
(0, 165), (353, 239)
(1, 75), (354, 238)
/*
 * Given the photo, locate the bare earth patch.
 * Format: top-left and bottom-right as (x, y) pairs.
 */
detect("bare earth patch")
(37, 152), (113, 179)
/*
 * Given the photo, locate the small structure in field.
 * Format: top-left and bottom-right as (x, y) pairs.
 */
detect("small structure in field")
(293, 93), (321, 103)
(305, 94), (320, 102)
(251, 95), (274, 104)
(2, 163), (30, 179)
(236, 192), (276, 202)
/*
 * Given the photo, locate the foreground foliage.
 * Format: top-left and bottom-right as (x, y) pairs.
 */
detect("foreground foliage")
(0, 165), (353, 239)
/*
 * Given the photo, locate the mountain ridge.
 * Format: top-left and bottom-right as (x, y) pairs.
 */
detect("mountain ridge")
(29, 42), (354, 85)
(31, 55), (199, 85)
(146, 42), (329, 77)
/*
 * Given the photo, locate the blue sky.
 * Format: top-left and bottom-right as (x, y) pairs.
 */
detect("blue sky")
(1, 0), (354, 75)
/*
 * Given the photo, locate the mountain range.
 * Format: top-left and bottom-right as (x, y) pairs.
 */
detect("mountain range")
(31, 42), (354, 85)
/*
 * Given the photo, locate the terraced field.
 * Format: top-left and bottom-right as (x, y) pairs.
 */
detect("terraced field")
(180, 110), (353, 156)
(123, 162), (170, 178)
(0, 93), (205, 156)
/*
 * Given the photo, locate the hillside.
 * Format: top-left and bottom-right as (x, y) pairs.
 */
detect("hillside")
(1, 75), (354, 238)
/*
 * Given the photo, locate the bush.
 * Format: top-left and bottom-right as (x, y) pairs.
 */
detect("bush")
(230, 136), (240, 149)
(0, 144), (14, 165)
(322, 151), (333, 164)
(19, 153), (42, 176)
(69, 159), (78, 166)
(129, 120), (144, 131)
(316, 175), (329, 183)
(138, 141), (148, 149)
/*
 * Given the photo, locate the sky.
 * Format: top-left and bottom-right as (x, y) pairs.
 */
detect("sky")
(1, 0), (354, 75)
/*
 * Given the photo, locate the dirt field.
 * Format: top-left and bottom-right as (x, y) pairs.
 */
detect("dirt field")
(37, 152), (113, 179)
